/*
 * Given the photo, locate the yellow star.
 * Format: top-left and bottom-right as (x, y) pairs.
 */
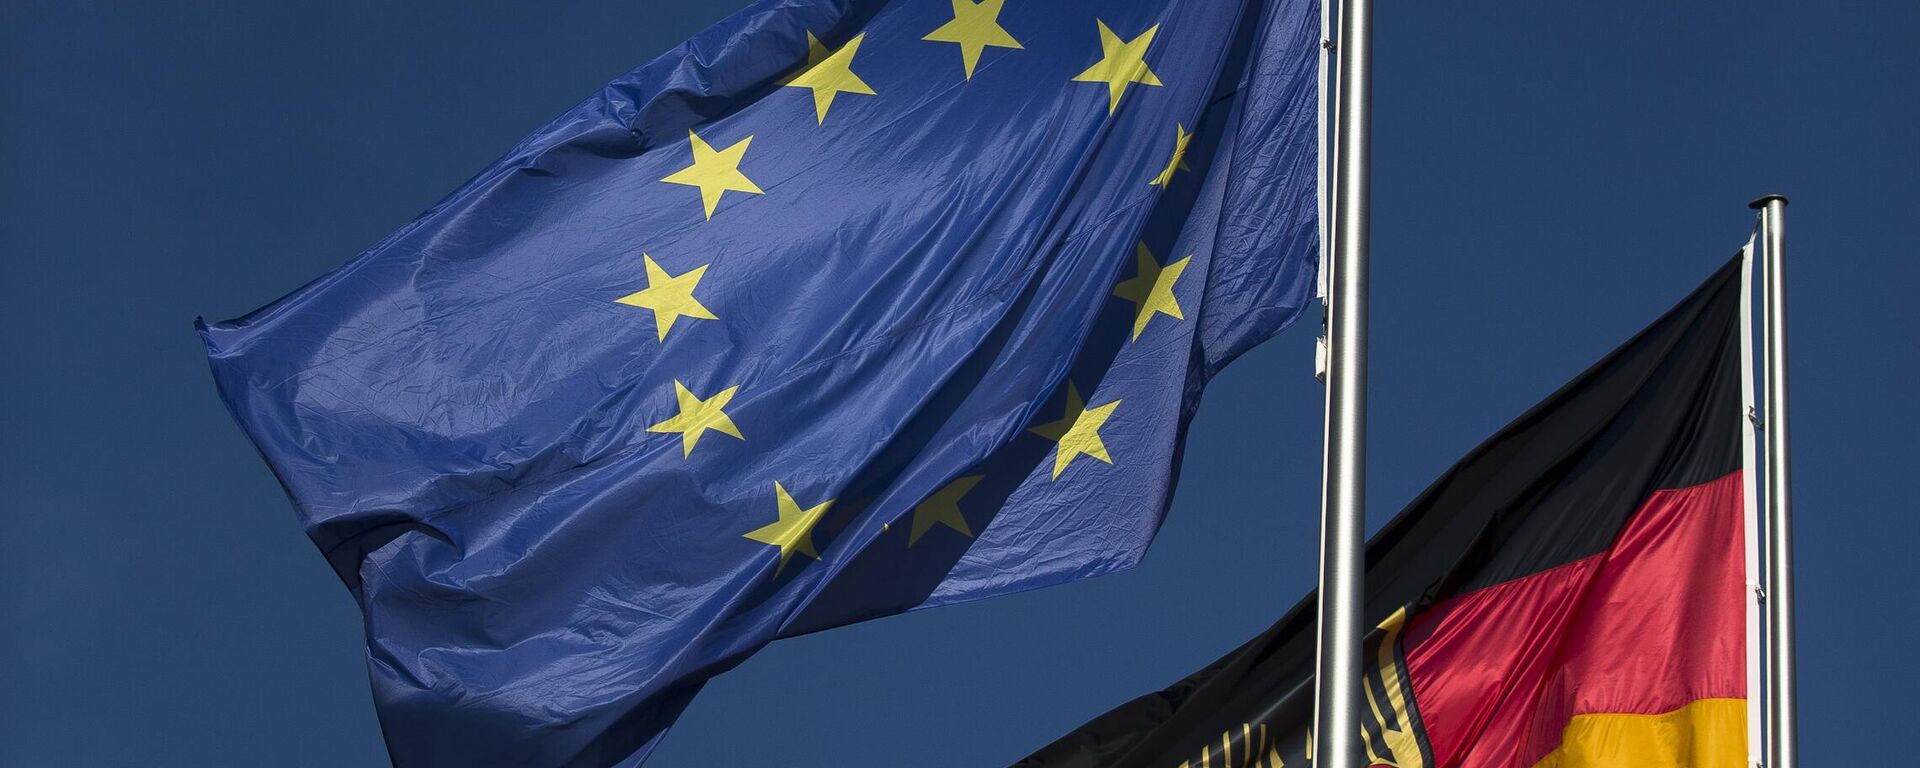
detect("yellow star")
(1113, 242), (1191, 341)
(1028, 383), (1121, 479)
(1148, 123), (1193, 187)
(615, 254), (717, 340)
(922, 0), (1023, 80)
(910, 475), (983, 546)
(776, 32), (827, 86)
(783, 32), (876, 123)
(646, 380), (743, 457)
(742, 481), (835, 575)
(660, 130), (762, 220)
(1070, 20), (1162, 115)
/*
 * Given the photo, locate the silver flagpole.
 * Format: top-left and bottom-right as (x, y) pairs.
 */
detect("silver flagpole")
(1315, 0), (1371, 764)
(1751, 194), (1796, 768)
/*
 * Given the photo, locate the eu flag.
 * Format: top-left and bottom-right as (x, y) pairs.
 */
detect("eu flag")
(199, 0), (1321, 764)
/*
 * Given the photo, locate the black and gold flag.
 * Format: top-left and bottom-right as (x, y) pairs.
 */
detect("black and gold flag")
(1017, 257), (1751, 768)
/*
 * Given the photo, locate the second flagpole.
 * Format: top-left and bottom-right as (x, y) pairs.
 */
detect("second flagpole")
(1751, 194), (1796, 768)
(1316, 0), (1371, 764)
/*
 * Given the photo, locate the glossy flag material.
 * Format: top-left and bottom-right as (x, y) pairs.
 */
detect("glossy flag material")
(197, 0), (1321, 765)
(1017, 256), (1752, 768)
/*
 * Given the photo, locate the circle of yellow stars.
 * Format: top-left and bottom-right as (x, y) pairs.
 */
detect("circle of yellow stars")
(607, 6), (1207, 579)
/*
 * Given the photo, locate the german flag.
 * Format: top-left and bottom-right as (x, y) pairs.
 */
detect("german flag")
(1015, 257), (1752, 768)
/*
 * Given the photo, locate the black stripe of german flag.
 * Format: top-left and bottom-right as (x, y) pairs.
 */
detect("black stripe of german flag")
(1014, 256), (1747, 768)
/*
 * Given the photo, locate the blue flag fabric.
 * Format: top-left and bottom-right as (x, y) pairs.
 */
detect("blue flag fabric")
(200, 0), (1320, 764)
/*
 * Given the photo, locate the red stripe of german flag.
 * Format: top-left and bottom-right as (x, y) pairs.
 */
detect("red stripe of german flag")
(1014, 257), (1749, 768)
(1404, 472), (1746, 766)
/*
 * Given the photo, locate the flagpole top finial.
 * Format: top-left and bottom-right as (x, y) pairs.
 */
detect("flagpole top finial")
(1748, 194), (1789, 209)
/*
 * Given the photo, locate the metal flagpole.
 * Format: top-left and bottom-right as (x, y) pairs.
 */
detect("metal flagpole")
(1314, 0), (1371, 764)
(1751, 194), (1796, 768)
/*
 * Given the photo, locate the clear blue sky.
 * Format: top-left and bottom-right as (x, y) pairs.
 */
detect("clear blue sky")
(2, 1), (1912, 765)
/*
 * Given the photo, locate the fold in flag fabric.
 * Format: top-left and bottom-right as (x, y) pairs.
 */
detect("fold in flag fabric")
(197, 0), (1322, 764)
(1017, 257), (1751, 768)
